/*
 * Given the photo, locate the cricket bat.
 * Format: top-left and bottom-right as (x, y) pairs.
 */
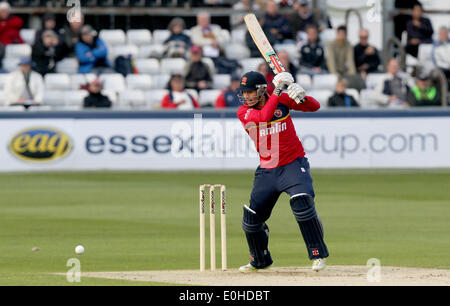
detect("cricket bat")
(244, 13), (304, 103)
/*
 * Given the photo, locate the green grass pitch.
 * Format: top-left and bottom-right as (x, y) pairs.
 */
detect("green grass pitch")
(0, 170), (449, 285)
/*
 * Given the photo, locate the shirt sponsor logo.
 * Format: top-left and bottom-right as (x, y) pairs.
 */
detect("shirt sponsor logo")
(259, 122), (287, 137)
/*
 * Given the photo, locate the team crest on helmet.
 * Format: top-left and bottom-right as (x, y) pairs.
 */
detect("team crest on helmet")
(274, 109), (283, 118)
(241, 77), (247, 85)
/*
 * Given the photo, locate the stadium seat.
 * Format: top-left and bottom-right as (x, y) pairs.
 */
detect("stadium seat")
(152, 30), (171, 44)
(346, 88), (360, 103)
(305, 89), (333, 107)
(186, 88), (199, 101)
(112, 44), (139, 59)
(71, 74), (97, 90)
(99, 29), (126, 46)
(5, 44), (32, 59)
(126, 29), (152, 46)
(99, 73), (126, 92)
(64, 90), (89, 106)
(102, 89), (118, 104)
(20, 29), (36, 45)
(213, 74), (231, 89)
(43, 90), (66, 106)
(231, 29), (246, 44)
(44, 73), (72, 90)
(312, 74), (338, 90)
(138, 44), (165, 58)
(418, 44), (433, 62)
(153, 73), (171, 89)
(134, 58), (160, 74)
(56, 58), (79, 74)
(224, 43), (250, 59)
(199, 89), (221, 106)
(239, 58), (264, 73)
(144, 89), (169, 108)
(274, 44), (300, 62)
(126, 74), (154, 90)
(296, 74), (312, 90)
(320, 29), (336, 46)
(365, 73), (388, 90)
(359, 89), (378, 108)
(119, 90), (146, 108)
(202, 57), (216, 74)
(2, 58), (20, 72)
(183, 29), (191, 37)
(160, 58), (186, 75)
(0, 90), (4, 105)
(220, 29), (231, 43)
(0, 74), (8, 90)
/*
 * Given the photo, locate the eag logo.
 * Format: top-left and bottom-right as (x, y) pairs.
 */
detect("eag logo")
(9, 127), (72, 162)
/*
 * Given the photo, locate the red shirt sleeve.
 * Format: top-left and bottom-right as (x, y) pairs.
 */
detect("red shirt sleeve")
(279, 93), (320, 112)
(237, 94), (280, 124)
(160, 94), (178, 108)
(215, 90), (226, 108)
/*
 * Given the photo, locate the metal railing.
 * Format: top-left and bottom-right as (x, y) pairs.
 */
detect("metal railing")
(384, 37), (406, 72)
(430, 68), (448, 107)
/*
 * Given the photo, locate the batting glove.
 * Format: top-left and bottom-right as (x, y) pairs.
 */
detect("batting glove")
(272, 72), (294, 96)
(287, 83), (306, 104)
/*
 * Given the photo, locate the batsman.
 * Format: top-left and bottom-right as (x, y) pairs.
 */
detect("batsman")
(236, 70), (329, 272)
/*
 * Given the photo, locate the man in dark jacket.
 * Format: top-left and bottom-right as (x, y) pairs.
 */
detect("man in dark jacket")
(184, 45), (213, 91)
(83, 78), (112, 108)
(328, 78), (359, 107)
(354, 29), (381, 75)
(405, 2), (433, 57)
(287, 0), (332, 34)
(299, 25), (327, 76)
(262, 0), (293, 44)
(32, 30), (65, 76)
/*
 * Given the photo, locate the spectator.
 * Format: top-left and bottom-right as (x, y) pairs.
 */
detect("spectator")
(374, 58), (414, 108)
(60, 10), (84, 57)
(408, 73), (440, 106)
(161, 74), (200, 109)
(299, 25), (327, 76)
(215, 74), (241, 108)
(3, 57), (44, 106)
(164, 17), (191, 59)
(35, 13), (60, 44)
(287, 0), (332, 35)
(0, 1), (23, 45)
(184, 45), (213, 91)
(246, 28), (277, 58)
(278, 50), (297, 81)
(83, 78), (112, 108)
(257, 62), (274, 95)
(262, 0), (293, 44)
(75, 25), (113, 74)
(432, 27), (450, 80)
(190, 11), (226, 58)
(354, 29), (381, 76)
(231, 0), (260, 30)
(325, 25), (356, 76)
(32, 30), (65, 76)
(327, 78), (359, 107)
(405, 2), (433, 58)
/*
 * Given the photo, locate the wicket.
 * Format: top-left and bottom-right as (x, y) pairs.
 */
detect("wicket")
(199, 184), (227, 271)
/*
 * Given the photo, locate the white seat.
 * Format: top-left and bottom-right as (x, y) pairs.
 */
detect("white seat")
(231, 29), (246, 44)
(119, 89), (146, 108)
(296, 74), (312, 90)
(43, 90), (65, 106)
(99, 73), (126, 92)
(134, 58), (160, 74)
(320, 29), (336, 46)
(126, 29), (152, 46)
(2, 58), (20, 72)
(126, 74), (153, 90)
(56, 57), (79, 74)
(359, 89), (378, 108)
(186, 88), (199, 101)
(20, 29), (36, 45)
(160, 58), (186, 75)
(213, 74), (231, 89)
(138, 44), (165, 58)
(152, 29), (170, 44)
(306, 89), (333, 107)
(199, 89), (221, 106)
(239, 58), (264, 73)
(418, 44), (433, 62)
(145, 89), (169, 108)
(112, 44), (139, 59)
(365, 73), (388, 90)
(346, 88), (360, 103)
(224, 43), (250, 59)
(274, 44), (300, 61)
(220, 29), (231, 44)
(5, 44), (32, 58)
(102, 90), (118, 104)
(153, 74), (171, 89)
(201, 57), (216, 74)
(64, 90), (88, 105)
(183, 29), (191, 37)
(0, 74), (8, 90)
(44, 73), (71, 90)
(71, 73), (97, 89)
(312, 74), (338, 90)
(99, 29), (126, 46)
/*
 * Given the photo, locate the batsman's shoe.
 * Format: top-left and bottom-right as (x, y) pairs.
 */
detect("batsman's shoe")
(239, 263), (271, 273)
(312, 258), (326, 272)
